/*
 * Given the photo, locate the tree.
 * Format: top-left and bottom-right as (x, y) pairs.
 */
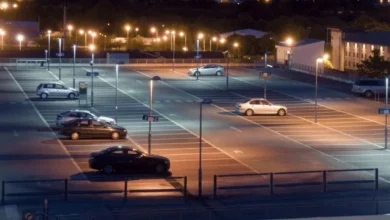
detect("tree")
(357, 49), (390, 78)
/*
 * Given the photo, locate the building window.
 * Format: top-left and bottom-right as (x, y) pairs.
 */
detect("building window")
(363, 44), (366, 51)
(380, 46), (384, 56)
(361, 54), (363, 58)
(349, 61), (351, 67)
(349, 52), (351, 56)
(371, 45), (375, 51)
(353, 52), (355, 57)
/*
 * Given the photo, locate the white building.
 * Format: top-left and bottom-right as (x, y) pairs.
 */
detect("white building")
(275, 38), (325, 74)
(329, 28), (390, 72)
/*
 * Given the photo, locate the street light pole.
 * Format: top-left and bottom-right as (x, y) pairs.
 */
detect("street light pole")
(196, 39), (200, 80)
(73, 45), (76, 88)
(115, 64), (119, 123)
(172, 32), (175, 71)
(199, 101), (203, 197)
(385, 77), (388, 149)
(226, 52), (229, 91)
(148, 76), (161, 155)
(48, 31), (51, 71)
(199, 99), (212, 197)
(91, 53), (94, 107)
(149, 80), (153, 155)
(58, 38), (62, 80)
(315, 60), (319, 124)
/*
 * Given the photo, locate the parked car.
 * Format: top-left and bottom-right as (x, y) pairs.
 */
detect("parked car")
(89, 146), (170, 174)
(56, 110), (116, 127)
(188, 64), (225, 76)
(235, 98), (287, 116)
(36, 82), (79, 99)
(59, 119), (127, 140)
(351, 78), (386, 98)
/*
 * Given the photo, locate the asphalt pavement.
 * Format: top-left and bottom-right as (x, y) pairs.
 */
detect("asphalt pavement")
(3, 64), (390, 218)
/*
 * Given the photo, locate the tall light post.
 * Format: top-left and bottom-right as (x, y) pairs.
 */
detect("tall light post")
(199, 98), (213, 197)
(79, 29), (85, 49)
(179, 31), (186, 49)
(115, 64), (119, 123)
(148, 76), (161, 155)
(67, 25), (73, 46)
(0, 29), (5, 50)
(150, 27), (158, 38)
(233, 42), (239, 58)
(314, 54), (328, 124)
(47, 30), (51, 70)
(385, 76), (389, 150)
(58, 38), (62, 80)
(171, 31), (176, 71)
(16, 34), (24, 51)
(125, 25), (131, 49)
(72, 45), (76, 88)
(286, 37), (294, 70)
(196, 33), (204, 80)
(211, 37), (218, 51)
(89, 44), (95, 107)
(91, 32), (96, 44)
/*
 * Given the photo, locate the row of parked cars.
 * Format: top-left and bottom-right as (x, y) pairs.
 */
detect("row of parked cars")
(54, 109), (171, 174)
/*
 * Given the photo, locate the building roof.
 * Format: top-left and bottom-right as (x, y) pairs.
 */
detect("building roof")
(344, 31), (390, 47)
(276, 38), (324, 47)
(219, 29), (267, 39)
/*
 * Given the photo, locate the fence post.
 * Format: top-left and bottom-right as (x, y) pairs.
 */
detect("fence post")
(375, 168), (379, 190)
(64, 179), (68, 201)
(213, 175), (217, 198)
(183, 176), (187, 197)
(323, 171), (327, 192)
(1, 181), (4, 205)
(270, 173), (274, 195)
(124, 178), (128, 201)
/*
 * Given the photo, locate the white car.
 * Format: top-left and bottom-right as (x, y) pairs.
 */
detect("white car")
(235, 98), (287, 116)
(55, 110), (116, 126)
(188, 64), (226, 76)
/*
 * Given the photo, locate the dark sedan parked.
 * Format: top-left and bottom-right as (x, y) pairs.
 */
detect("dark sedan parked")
(89, 146), (170, 174)
(59, 119), (127, 140)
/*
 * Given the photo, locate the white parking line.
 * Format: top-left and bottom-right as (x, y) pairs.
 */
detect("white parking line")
(99, 69), (259, 174)
(229, 126), (242, 132)
(6, 67), (87, 180)
(164, 152), (222, 156)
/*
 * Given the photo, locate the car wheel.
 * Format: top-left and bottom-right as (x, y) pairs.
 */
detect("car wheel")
(194, 71), (200, 77)
(70, 132), (79, 140)
(68, 93), (75, 99)
(277, 109), (286, 116)
(155, 164), (166, 174)
(111, 132), (119, 140)
(103, 165), (113, 175)
(245, 109), (254, 116)
(364, 90), (373, 98)
(40, 93), (48, 99)
(216, 71), (222, 76)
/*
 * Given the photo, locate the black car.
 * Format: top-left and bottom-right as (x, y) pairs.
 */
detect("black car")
(89, 146), (170, 174)
(59, 119), (127, 140)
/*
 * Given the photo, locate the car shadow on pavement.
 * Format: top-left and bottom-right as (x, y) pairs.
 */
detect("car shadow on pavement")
(71, 171), (173, 182)
(28, 97), (79, 102)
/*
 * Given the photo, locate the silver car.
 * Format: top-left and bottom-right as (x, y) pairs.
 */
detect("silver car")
(235, 98), (287, 116)
(56, 109), (116, 127)
(351, 78), (385, 98)
(36, 82), (79, 99)
(188, 64), (225, 76)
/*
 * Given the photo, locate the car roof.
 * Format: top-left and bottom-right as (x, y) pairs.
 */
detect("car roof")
(69, 109), (91, 113)
(104, 146), (139, 152)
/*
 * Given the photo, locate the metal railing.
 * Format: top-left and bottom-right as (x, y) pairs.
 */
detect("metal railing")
(1, 176), (187, 205)
(213, 168), (379, 198)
